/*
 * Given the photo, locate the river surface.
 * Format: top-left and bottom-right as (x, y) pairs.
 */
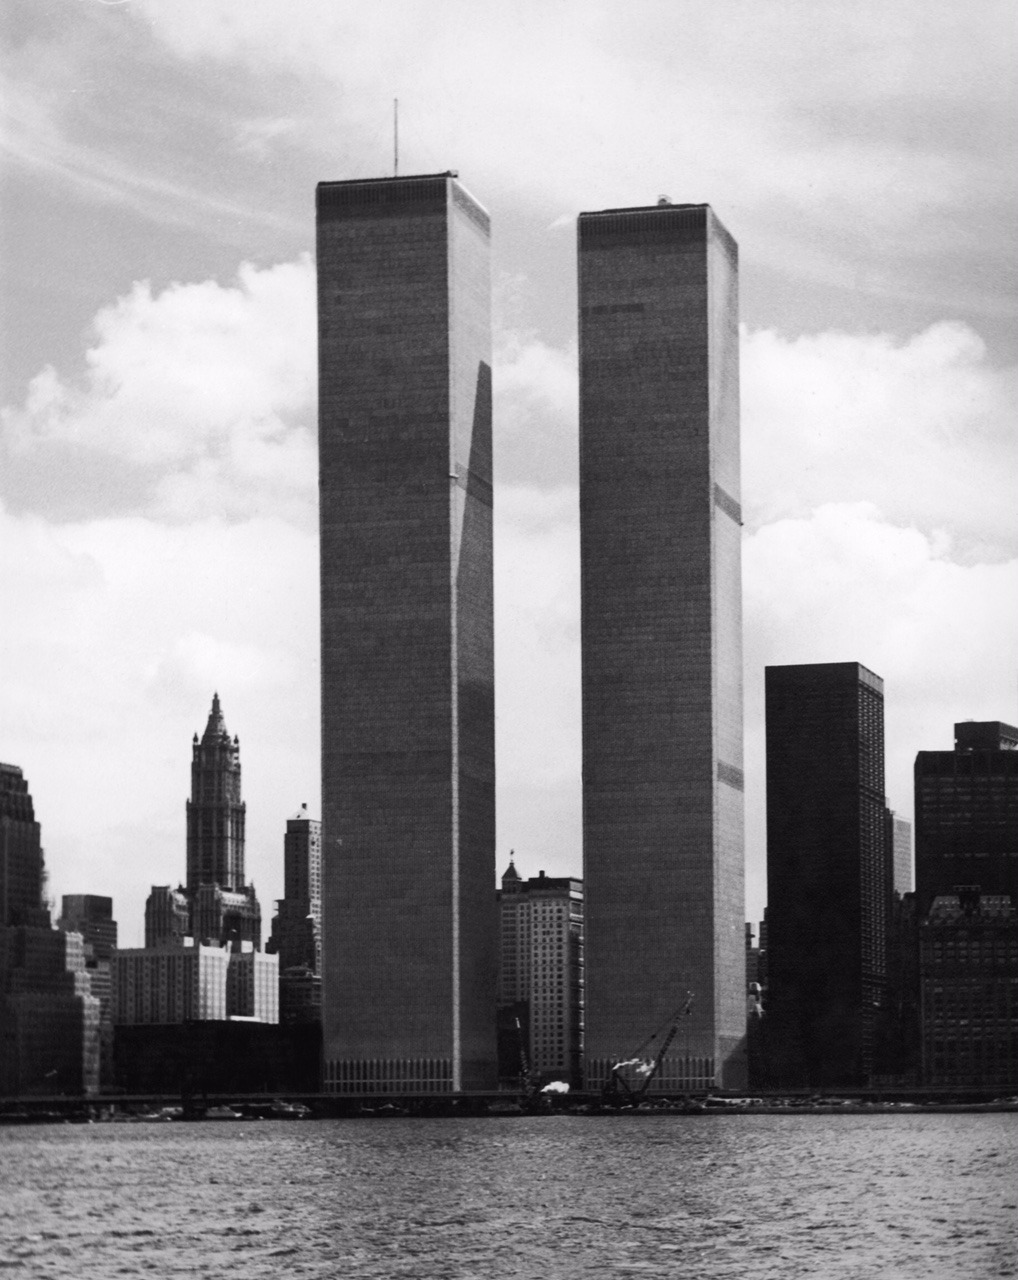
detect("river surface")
(1, 1114), (1015, 1279)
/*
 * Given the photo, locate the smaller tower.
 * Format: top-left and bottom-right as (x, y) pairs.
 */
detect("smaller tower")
(268, 805), (322, 974)
(186, 693), (246, 893)
(496, 857), (584, 1086)
(181, 695), (261, 948)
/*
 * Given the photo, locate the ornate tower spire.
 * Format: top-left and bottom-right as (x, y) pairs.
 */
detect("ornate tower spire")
(186, 693), (246, 892)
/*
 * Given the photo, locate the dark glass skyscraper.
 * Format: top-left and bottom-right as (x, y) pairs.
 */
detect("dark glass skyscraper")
(915, 720), (1018, 915)
(765, 662), (889, 1087)
(578, 201), (746, 1092)
(317, 173), (496, 1094)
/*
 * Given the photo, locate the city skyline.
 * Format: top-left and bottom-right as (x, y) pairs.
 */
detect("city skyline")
(1, 3), (1015, 946)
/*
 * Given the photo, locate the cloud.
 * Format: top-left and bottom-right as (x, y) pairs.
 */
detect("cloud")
(124, 0), (1016, 319)
(742, 322), (1017, 559)
(2, 257), (317, 524)
(495, 334), (578, 491)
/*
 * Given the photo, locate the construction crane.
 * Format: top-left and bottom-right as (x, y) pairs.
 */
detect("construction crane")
(603, 993), (694, 1103)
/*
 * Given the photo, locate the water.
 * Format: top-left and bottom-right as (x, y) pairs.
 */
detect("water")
(1, 1114), (1015, 1279)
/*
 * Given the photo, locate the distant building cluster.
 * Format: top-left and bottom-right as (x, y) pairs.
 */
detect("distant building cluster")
(1, 698), (320, 1099)
(753, 696), (1017, 1093)
(3, 174), (1015, 1104)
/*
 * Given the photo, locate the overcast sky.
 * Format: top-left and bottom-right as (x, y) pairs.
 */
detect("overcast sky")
(1, 0), (1015, 946)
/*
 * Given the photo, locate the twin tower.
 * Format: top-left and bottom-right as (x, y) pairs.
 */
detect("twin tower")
(317, 173), (746, 1094)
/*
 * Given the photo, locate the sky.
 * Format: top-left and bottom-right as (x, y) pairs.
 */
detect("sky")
(1, 0), (1015, 947)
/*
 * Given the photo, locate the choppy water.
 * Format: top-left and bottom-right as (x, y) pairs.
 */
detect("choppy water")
(1, 1114), (1015, 1279)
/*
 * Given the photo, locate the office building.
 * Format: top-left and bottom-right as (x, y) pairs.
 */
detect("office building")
(920, 889), (1017, 1089)
(887, 812), (913, 896)
(268, 805), (322, 974)
(185, 694), (261, 946)
(279, 966), (323, 1025)
(226, 942), (279, 1022)
(1, 762), (48, 928)
(57, 895), (117, 1087)
(112, 940), (229, 1024)
(497, 860), (584, 1085)
(915, 721), (1018, 915)
(145, 885), (190, 948)
(1, 766), (100, 1096)
(58, 895), (117, 960)
(578, 200), (745, 1092)
(1, 926), (101, 1096)
(317, 172), (497, 1094)
(765, 662), (890, 1087)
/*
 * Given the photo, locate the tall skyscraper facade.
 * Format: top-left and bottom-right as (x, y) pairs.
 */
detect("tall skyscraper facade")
(268, 804), (322, 974)
(765, 662), (890, 1087)
(915, 720), (1018, 915)
(578, 201), (746, 1092)
(497, 861), (584, 1085)
(317, 172), (497, 1094)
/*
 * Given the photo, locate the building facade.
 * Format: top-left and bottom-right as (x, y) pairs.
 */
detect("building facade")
(915, 721), (1018, 915)
(1, 766), (100, 1096)
(765, 661), (890, 1087)
(268, 805), (322, 975)
(317, 172), (497, 1094)
(112, 941), (229, 1025)
(497, 861), (584, 1085)
(184, 694), (261, 946)
(887, 811), (913, 896)
(920, 889), (1017, 1089)
(57, 895), (118, 1087)
(1, 926), (101, 1096)
(226, 942), (279, 1023)
(144, 885), (190, 948)
(578, 200), (746, 1092)
(1, 762), (47, 929)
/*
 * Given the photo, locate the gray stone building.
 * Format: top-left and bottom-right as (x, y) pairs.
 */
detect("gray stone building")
(578, 201), (746, 1092)
(317, 172), (497, 1094)
(497, 860), (584, 1086)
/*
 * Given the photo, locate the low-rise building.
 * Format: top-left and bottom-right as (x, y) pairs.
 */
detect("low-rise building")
(112, 940), (229, 1024)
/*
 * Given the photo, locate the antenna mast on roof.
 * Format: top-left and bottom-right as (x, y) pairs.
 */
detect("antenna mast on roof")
(394, 98), (399, 176)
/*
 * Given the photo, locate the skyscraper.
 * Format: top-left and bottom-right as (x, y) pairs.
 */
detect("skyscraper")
(178, 694), (261, 947)
(57, 895), (117, 1087)
(578, 200), (746, 1093)
(765, 662), (890, 1087)
(886, 811), (913, 896)
(915, 720), (1018, 915)
(268, 804), (322, 973)
(1, 766), (100, 1096)
(1, 762), (47, 928)
(497, 860), (584, 1085)
(317, 172), (496, 1094)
